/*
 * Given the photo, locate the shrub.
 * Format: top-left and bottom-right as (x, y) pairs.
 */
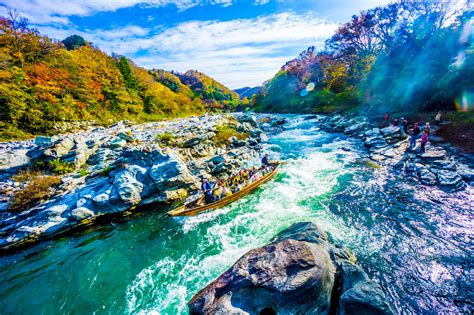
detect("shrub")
(155, 132), (176, 146)
(79, 169), (89, 177)
(9, 175), (62, 211)
(100, 166), (113, 176)
(48, 159), (75, 175)
(214, 124), (248, 146)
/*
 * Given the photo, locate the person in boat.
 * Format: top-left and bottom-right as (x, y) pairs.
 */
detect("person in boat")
(213, 180), (224, 201)
(201, 177), (213, 204)
(261, 154), (270, 166)
(222, 182), (232, 197)
(250, 167), (260, 183)
(242, 168), (251, 181)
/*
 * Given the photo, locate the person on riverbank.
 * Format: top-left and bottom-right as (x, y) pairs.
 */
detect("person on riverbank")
(424, 122), (431, 136)
(420, 131), (428, 154)
(409, 123), (421, 150)
(201, 178), (213, 204)
(435, 111), (442, 125)
(402, 118), (408, 135)
(384, 113), (389, 125)
(392, 118), (399, 127)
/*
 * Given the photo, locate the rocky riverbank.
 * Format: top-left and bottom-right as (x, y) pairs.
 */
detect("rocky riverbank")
(189, 222), (393, 314)
(316, 115), (474, 191)
(0, 114), (281, 251)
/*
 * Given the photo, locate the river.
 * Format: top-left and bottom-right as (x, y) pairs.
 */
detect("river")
(0, 116), (472, 314)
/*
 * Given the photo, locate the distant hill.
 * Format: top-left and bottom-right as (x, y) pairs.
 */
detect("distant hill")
(234, 86), (261, 100)
(0, 15), (238, 140)
(174, 70), (240, 110)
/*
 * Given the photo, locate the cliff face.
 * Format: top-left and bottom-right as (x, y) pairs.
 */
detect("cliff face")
(189, 222), (393, 315)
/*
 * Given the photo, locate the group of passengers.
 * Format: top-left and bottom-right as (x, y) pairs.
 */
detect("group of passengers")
(383, 112), (440, 154)
(201, 154), (273, 204)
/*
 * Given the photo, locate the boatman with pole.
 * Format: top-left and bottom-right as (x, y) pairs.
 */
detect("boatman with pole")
(201, 177), (213, 204)
(261, 154), (270, 166)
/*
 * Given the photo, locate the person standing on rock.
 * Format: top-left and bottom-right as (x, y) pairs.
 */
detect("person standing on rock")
(435, 111), (442, 125)
(409, 123), (421, 150)
(424, 122), (431, 136)
(401, 117), (408, 136)
(384, 113), (389, 126)
(420, 131), (428, 154)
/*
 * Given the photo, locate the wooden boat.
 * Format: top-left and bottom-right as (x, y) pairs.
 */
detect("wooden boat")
(167, 163), (281, 217)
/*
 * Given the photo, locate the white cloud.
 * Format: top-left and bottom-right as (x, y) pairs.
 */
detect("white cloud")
(36, 12), (336, 88)
(90, 12), (336, 88)
(0, 0), (270, 24)
(1, 0), (339, 88)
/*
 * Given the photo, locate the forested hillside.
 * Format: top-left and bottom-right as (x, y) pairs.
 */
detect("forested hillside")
(175, 70), (241, 110)
(0, 13), (237, 140)
(252, 2), (473, 117)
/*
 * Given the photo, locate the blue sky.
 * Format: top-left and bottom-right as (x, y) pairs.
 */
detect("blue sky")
(0, 0), (391, 88)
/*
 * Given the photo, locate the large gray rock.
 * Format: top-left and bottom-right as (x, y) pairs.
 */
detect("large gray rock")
(0, 150), (29, 171)
(43, 137), (75, 158)
(188, 222), (393, 315)
(436, 170), (465, 190)
(417, 167), (437, 186)
(380, 126), (405, 144)
(339, 262), (394, 315)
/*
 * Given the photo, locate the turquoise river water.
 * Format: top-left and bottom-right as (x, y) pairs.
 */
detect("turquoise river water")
(0, 116), (472, 314)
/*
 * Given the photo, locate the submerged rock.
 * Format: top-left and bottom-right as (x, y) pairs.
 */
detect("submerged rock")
(188, 222), (393, 315)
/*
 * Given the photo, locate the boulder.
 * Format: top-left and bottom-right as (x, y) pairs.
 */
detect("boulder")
(34, 136), (52, 146)
(188, 222), (393, 315)
(364, 136), (389, 150)
(189, 239), (336, 314)
(183, 137), (202, 148)
(110, 138), (127, 149)
(417, 167), (437, 186)
(436, 170), (465, 190)
(0, 150), (29, 171)
(344, 123), (367, 136)
(44, 137), (75, 158)
(380, 126), (405, 143)
(339, 262), (393, 315)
